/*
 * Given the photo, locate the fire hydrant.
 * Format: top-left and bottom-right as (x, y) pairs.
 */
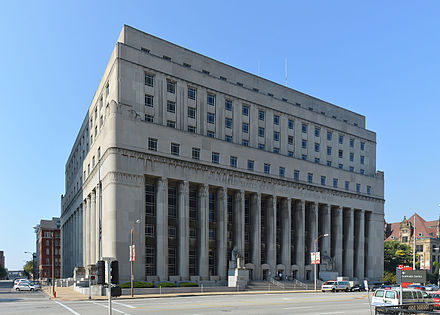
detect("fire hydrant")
(53, 291), (57, 298)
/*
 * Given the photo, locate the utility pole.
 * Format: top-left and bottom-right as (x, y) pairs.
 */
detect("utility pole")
(52, 231), (56, 297)
(413, 215), (416, 270)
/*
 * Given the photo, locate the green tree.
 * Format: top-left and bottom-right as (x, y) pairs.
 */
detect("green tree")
(23, 260), (34, 279)
(381, 271), (396, 284)
(0, 266), (7, 280)
(384, 240), (412, 273)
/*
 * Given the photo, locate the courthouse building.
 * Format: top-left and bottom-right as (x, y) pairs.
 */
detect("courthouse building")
(61, 25), (385, 282)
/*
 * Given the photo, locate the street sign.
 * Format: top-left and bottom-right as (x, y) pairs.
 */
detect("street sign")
(398, 265), (403, 269)
(401, 270), (426, 283)
(311, 252), (320, 264)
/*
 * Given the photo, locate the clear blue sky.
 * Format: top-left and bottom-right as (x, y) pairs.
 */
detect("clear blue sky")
(1, 1), (439, 270)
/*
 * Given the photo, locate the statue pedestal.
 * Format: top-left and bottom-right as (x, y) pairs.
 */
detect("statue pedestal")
(319, 271), (339, 281)
(228, 267), (249, 288)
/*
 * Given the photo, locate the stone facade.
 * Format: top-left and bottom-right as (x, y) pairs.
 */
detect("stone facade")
(61, 25), (385, 282)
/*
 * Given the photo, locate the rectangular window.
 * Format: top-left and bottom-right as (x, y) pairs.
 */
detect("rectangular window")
(148, 138), (157, 151)
(207, 112), (215, 124)
(314, 143), (320, 152)
(339, 135), (344, 144)
(302, 123), (307, 133)
(212, 152), (219, 164)
(302, 139), (307, 149)
(106, 82), (109, 95)
(188, 126), (196, 133)
(349, 166), (354, 172)
(188, 107), (196, 119)
(259, 110), (265, 121)
(338, 163), (343, 169)
(258, 143), (265, 150)
(367, 185), (371, 195)
(288, 119), (294, 129)
(327, 160), (332, 166)
(225, 118), (232, 129)
(350, 138), (354, 147)
(242, 122), (249, 133)
(145, 114), (153, 122)
(273, 115), (280, 125)
(225, 99), (232, 111)
(356, 183), (361, 193)
(264, 163), (270, 174)
(350, 152), (354, 162)
(207, 131), (215, 138)
(189, 227), (197, 239)
(288, 136), (293, 145)
(242, 139), (249, 146)
(307, 173), (313, 183)
(360, 155), (365, 164)
(167, 100), (176, 113)
(333, 178), (338, 188)
(145, 94), (153, 107)
(327, 146), (332, 155)
(288, 151), (293, 157)
(273, 147), (279, 154)
(242, 105), (249, 116)
(279, 167), (285, 178)
(192, 147), (200, 160)
(360, 169), (365, 175)
(225, 135), (232, 143)
(345, 181), (349, 191)
(167, 80), (176, 94)
(302, 154), (307, 160)
(145, 182), (155, 216)
(273, 131), (280, 141)
(314, 157), (320, 163)
(207, 94), (215, 106)
(338, 150), (343, 158)
(167, 120), (176, 128)
(315, 127), (320, 137)
(294, 170), (300, 180)
(188, 87), (196, 100)
(258, 127), (265, 137)
(145, 74), (154, 87)
(171, 143), (180, 155)
(230, 156), (237, 168)
(168, 226), (176, 238)
(361, 142), (365, 151)
(321, 176), (326, 186)
(327, 131), (332, 141)
(247, 160), (254, 171)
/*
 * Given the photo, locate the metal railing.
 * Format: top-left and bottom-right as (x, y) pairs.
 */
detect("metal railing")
(269, 278), (285, 289)
(374, 304), (436, 314)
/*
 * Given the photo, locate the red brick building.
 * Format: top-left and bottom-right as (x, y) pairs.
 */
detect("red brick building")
(34, 218), (61, 279)
(0, 251), (4, 269)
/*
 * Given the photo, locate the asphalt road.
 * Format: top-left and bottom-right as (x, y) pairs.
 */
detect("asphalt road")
(0, 284), (374, 315)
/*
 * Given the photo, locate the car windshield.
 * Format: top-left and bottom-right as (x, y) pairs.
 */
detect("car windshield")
(324, 281), (334, 285)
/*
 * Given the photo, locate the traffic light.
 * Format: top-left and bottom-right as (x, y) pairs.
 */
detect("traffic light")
(97, 260), (105, 285)
(110, 260), (119, 284)
(90, 275), (95, 281)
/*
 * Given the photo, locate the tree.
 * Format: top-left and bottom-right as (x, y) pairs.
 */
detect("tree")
(0, 266), (7, 280)
(23, 260), (34, 279)
(384, 240), (412, 274)
(381, 271), (396, 284)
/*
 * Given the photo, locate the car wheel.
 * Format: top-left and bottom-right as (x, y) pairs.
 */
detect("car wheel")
(322, 290), (325, 292)
(16, 288), (20, 291)
(332, 288), (335, 292)
(345, 288), (349, 292)
(30, 288), (34, 291)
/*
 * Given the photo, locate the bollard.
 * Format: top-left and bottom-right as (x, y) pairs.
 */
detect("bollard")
(159, 286), (161, 296)
(201, 284), (203, 293)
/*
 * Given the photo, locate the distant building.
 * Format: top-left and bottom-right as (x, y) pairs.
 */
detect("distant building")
(0, 251), (4, 269)
(8, 270), (25, 280)
(385, 213), (440, 272)
(34, 217), (61, 279)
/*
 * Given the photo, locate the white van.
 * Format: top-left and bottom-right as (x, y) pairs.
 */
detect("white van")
(372, 288), (432, 307)
(321, 281), (350, 292)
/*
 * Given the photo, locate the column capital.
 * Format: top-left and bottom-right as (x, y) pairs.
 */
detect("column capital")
(199, 183), (208, 197)
(177, 181), (189, 195)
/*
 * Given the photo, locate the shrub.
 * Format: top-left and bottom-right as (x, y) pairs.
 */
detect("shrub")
(119, 281), (153, 288)
(157, 282), (177, 288)
(179, 282), (198, 287)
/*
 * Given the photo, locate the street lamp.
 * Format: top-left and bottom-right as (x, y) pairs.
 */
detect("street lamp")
(130, 219), (140, 297)
(24, 252), (35, 280)
(314, 233), (329, 291)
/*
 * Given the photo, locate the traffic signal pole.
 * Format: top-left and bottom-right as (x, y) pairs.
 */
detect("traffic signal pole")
(107, 260), (112, 315)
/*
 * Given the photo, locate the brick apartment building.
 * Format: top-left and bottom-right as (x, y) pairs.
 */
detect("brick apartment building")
(34, 217), (61, 279)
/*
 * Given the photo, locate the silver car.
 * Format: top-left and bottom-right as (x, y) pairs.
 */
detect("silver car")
(13, 282), (37, 291)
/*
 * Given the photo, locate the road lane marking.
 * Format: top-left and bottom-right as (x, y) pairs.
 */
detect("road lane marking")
(90, 301), (130, 314)
(113, 301), (136, 309)
(319, 312), (345, 314)
(284, 306), (313, 309)
(53, 301), (80, 315)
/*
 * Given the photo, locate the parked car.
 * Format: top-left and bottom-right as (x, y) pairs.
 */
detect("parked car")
(372, 284), (392, 291)
(350, 284), (366, 292)
(407, 284), (425, 290)
(372, 288), (433, 307)
(13, 282), (37, 291)
(425, 284), (439, 291)
(430, 293), (440, 308)
(13, 278), (28, 286)
(321, 281), (350, 292)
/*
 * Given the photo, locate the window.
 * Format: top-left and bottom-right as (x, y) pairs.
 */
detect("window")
(225, 118), (232, 129)
(288, 119), (294, 129)
(360, 155), (365, 164)
(333, 178), (338, 188)
(188, 87), (196, 100)
(314, 143), (320, 152)
(242, 105), (249, 116)
(192, 148), (200, 160)
(167, 100), (176, 113)
(338, 150), (343, 158)
(188, 107), (196, 119)
(302, 123), (307, 133)
(145, 114), (153, 122)
(258, 127), (265, 137)
(148, 138), (157, 151)
(247, 160), (254, 171)
(307, 173), (313, 183)
(327, 146), (332, 155)
(302, 154), (307, 160)
(349, 166), (354, 172)
(361, 142), (365, 151)
(189, 228), (196, 239)
(242, 123), (249, 133)
(167, 120), (176, 128)
(327, 131), (332, 141)
(225, 99), (232, 111)
(273, 131), (280, 141)
(258, 143), (265, 150)
(273, 115), (280, 125)
(207, 112), (215, 124)
(288, 136), (294, 145)
(171, 143), (180, 156)
(327, 160), (332, 166)
(146, 224), (154, 237)
(350, 138), (354, 147)
(402, 236), (408, 243)
(145, 94), (153, 107)
(315, 127), (320, 137)
(314, 157), (320, 164)
(273, 147), (279, 154)
(207, 131), (215, 138)
(288, 151), (294, 157)
(167, 80), (176, 94)
(242, 139), (249, 146)
(339, 135), (344, 144)
(106, 83), (109, 95)
(360, 169), (365, 175)
(279, 167), (285, 178)
(350, 152), (354, 162)
(302, 139), (307, 149)
(356, 183), (360, 193)
(207, 94), (215, 106)
(367, 185), (371, 195)
(345, 181), (349, 191)
(321, 176), (326, 186)
(95, 126), (98, 137)
(188, 126), (196, 133)
(259, 110), (265, 121)
(264, 163), (270, 174)
(416, 245), (423, 251)
(225, 135), (232, 143)
(294, 170), (300, 180)
(230, 156), (237, 168)
(145, 74), (154, 87)
(212, 152), (219, 164)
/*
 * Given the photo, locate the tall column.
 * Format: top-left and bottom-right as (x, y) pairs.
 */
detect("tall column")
(156, 177), (168, 281)
(266, 196), (276, 276)
(178, 181), (189, 280)
(86, 196), (91, 266)
(198, 184), (209, 280)
(74, 210), (78, 267)
(366, 212), (383, 280)
(216, 187), (228, 280)
(233, 190), (245, 255)
(91, 190), (97, 264)
(79, 205), (83, 266)
(334, 206), (343, 275)
(295, 200), (305, 281)
(322, 205), (331, 259)
(355, 210), (365, 280)
(250, 193), (261, 280)
(281, 198), (291, 277)
(343, 208), (354, 278)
